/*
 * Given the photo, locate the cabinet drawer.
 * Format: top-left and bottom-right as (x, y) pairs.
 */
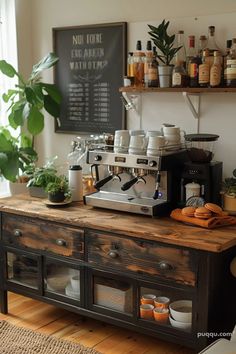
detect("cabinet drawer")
(1, 214), (84, 259)
(87, 231), (196, 286)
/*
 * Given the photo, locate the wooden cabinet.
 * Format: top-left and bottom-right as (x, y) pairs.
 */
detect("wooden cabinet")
(0, 198), (236, 352)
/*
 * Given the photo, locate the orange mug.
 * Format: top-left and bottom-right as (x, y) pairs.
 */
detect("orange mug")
(153, 307), (169, 323)
(140, 304), (154, 320)
(154, 296), (170, 309)
(141, 294), (156, 305)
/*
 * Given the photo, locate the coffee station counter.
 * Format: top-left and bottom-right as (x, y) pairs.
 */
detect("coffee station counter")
(0, 194), (236, 253)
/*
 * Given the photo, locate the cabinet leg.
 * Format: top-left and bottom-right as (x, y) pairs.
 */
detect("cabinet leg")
(0, 290), (8, 314)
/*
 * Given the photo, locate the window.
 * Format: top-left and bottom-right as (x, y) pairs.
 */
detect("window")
(0, 0), (18, 196)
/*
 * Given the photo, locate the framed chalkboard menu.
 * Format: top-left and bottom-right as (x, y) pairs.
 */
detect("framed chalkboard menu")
(53, 22), (127, 134)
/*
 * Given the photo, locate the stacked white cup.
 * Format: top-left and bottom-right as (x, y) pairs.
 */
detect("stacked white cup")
(114, 130), (130, 153)
(147, 136), (167, 156)
(162, 126), (185, 147)
(129, 134), (147, 155)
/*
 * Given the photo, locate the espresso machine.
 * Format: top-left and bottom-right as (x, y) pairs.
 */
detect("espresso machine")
(84, 148), (188, 216)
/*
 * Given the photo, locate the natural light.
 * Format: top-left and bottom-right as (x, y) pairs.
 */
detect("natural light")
(0, 0), (18, 196)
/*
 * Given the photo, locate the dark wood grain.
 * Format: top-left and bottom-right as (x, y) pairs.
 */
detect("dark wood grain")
(0, 195), (236, 252)
(2, 213), (84, 259)
(87, 231), (196, 286)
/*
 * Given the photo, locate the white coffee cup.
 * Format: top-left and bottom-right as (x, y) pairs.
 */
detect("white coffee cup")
(70, 275), (80, 292)
(129, 129), (145, 136)
(114, 130), (130, 153)
(163, 126), (181, 136)
(146, 130), (162, 138)
(129, 135), (147, 155)
(147, 136), (166, 149)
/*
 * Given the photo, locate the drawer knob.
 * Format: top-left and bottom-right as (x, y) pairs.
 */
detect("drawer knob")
(14, 229), (22, 237)
(56, 239), (67, 247)
(157, 261), (173, 271)
(108, 250), (118, 258)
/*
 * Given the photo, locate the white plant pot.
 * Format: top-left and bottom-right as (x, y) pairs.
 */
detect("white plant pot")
(158, 65), (173, 88)
(9, 182), (29, 196)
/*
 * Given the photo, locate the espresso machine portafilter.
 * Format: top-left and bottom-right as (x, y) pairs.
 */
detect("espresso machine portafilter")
(94, 165), (123, 190)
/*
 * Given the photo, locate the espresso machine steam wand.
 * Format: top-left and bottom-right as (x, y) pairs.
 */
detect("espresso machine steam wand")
(153, 172), (161, 200)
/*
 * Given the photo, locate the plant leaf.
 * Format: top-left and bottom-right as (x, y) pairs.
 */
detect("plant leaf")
(27, 106), (44, 135)
(20, 133), (33, 148)
(30, 53), (59, 80)
(0, 151), (19, 182)
(0, 60), (17, 78)
(44, 94), (60, 117)
(41, 83), (62, 104)
(0, 132), (14, 152)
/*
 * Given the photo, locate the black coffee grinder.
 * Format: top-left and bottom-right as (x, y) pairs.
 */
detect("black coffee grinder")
(181, 134), (222, 205)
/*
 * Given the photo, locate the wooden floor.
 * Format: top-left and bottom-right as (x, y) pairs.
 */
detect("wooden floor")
(0, 293), (195, 354)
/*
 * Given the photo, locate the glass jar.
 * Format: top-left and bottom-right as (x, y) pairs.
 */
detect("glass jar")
(184, 133), (219, 163)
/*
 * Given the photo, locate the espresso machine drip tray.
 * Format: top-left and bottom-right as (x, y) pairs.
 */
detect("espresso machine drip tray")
(85, 191), (168, 216)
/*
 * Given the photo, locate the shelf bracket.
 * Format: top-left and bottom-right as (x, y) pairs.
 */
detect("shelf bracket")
(182, 92), (201, 119)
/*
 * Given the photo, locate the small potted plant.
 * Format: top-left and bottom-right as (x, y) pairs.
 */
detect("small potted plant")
(222, 169), (236, 214)
(26, 160), (58, 198)
(46, 175), (71, 203)
(148, 20), (182, 87)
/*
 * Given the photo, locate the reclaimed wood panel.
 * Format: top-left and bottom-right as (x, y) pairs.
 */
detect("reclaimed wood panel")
(0, 195), (236, 252)
(87, 231), (196, 286)
(2, 213), (84, 259)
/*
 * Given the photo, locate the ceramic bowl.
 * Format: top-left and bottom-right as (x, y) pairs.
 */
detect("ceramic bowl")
(169, 300), (192, 323)
(169, 315), (192, 330)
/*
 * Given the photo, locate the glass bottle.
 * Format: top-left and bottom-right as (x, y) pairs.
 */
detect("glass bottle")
(204, 26), (223, 67)
(175, 30), (187, 69)
(199, 49), (210, 87)
(224, 38), (236, 87)
(198, 35), (207, 56)
(210, 51), (222, 88)
(224, 40), (232, 70)
(133, 40), (145, 87)
(186, 35), (196, 75)
(189, 55), (202, 88)
(146, 47), (159, 87)
(144, 40), (153, 86)
(172, 60), (188, 88)
(127, 52), (134, 77)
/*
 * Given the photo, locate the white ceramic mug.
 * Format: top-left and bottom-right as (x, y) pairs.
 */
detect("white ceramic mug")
(146, 130), (162, 138)
(129, 129), (145, 136)
(147, 136), (166, 149)
(114, 130), (130, 153)
(129, 135), (147, 155)
(70, 275), (80, 292)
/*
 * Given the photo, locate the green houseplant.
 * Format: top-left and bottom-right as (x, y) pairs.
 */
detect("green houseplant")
(222, 169), (236, 214)
(26, 160), (58, 198)
(46, 175), (71, 203)
(148, 19), (182, 87)
(0, 53), (61, 183)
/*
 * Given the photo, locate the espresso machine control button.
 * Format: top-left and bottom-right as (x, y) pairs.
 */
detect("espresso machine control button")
(149, 160), (157, 167)
(94, 155), (102, 161)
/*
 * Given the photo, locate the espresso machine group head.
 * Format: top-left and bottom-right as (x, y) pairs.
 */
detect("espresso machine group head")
(84, 148), (188, 216)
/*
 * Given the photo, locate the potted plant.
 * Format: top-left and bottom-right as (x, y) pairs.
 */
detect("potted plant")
(0, 53), (61, 191)
(148, 20), (182, 87)
(222, 169), (236, 214)
(26, 160), (58, 198)
(46, 175), (71, 203)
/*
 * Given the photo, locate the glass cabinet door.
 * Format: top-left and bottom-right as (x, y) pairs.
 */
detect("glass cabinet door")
(139, 285), (193, 333)
(89, 270), (134, 319)
(6, 251), (40, 290)
(44, 258), (81, 302)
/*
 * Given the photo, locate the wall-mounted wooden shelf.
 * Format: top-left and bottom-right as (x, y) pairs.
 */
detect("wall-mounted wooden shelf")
(120, 86), (236, 121)
(119, 87), (236, 93)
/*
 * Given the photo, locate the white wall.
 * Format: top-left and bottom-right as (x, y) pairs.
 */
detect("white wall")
(15, 0), (236, 176)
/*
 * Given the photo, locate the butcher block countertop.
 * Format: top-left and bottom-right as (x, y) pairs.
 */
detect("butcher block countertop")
(0, 195), (236, 253)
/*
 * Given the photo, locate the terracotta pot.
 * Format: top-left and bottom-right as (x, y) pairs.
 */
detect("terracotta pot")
(223, 194), (236, 215)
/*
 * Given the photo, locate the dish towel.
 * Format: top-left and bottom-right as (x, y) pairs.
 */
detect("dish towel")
(170, 208), (236, 228)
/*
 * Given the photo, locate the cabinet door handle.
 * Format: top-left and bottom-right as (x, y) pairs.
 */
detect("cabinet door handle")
(56, 239), (67, 247)
(108, 250), (119, 259)
(157, 261), (174, 271)
(14, 229), (22, 237)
